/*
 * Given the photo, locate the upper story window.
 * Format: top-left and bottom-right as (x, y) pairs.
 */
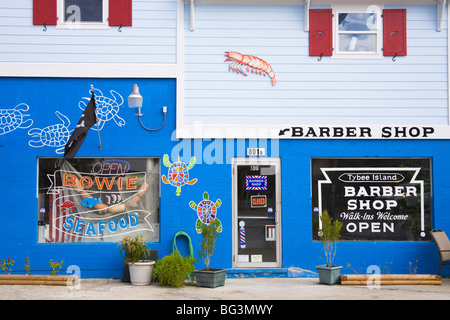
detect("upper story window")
(58, 0), (109, 29)
(33, 0), (133, 30)
(333, 5), (383, 58)
(309, 5), (406, 60)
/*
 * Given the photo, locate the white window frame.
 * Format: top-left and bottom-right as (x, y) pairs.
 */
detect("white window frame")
(57, 0), (110, 30)
(332, 4), (383, 59)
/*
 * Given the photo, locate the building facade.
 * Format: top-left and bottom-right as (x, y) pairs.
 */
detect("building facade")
(0, 0), (448, 278)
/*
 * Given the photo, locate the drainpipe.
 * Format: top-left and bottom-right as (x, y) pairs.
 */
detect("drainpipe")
(190, 0), (195, 31)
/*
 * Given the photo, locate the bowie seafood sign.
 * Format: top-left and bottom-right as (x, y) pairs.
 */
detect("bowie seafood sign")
(312, 158), (432, 241)
(45, 158), (155, 241)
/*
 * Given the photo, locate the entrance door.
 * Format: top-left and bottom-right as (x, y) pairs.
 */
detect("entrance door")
(232, 158), (281, 268)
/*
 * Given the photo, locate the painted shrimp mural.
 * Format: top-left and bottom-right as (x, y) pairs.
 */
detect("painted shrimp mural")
(224, 51), (277, 86)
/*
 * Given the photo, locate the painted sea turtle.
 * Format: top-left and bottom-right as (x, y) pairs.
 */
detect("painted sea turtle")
(79, 88), (125, 131)
(28, 111), (71, 154)
(161, 154), (197, 196)
(189, 191), (222, 234)
(0, 103), (33, 135)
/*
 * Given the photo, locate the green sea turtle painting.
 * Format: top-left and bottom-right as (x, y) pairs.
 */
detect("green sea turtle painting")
(189, 191), (222, 234)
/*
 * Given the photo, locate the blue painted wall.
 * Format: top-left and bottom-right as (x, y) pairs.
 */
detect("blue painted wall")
(0, 77), (448, 278)
(0, 77), (178, 278)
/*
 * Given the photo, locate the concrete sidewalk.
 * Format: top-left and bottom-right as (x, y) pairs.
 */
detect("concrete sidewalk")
(0, 277), (449, 300)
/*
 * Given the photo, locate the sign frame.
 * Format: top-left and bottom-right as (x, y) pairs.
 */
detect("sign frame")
(311, 157), (433, 241)
(251, 195), (267, 208)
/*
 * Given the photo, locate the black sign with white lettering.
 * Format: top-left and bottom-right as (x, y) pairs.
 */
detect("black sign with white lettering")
(311, 158), (432, 241)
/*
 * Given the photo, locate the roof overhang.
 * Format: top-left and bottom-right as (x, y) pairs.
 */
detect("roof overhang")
(183, 0), (442, 4)
(184, 0), (447, 32)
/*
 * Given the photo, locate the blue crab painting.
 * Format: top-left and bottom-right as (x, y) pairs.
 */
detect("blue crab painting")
(28, 111), (71, 154)
(0, 103), (33, 135)
(79, 88), (125, 131)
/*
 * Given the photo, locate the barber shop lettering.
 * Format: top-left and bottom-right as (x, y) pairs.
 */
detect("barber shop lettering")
(341, 185), (417, 234)
(282, 126), (434, 138)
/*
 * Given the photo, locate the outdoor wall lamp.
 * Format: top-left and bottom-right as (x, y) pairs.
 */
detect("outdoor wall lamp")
(128, 84), (167, 131)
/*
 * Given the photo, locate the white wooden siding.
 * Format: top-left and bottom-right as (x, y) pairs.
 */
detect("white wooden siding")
(183, 4), (448, 126)
(0, 0), (177, 64)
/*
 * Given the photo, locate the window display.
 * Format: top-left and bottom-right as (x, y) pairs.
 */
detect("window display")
(37, 157), (160, 243)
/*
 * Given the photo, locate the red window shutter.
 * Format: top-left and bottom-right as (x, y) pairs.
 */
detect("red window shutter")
(383, 9), (407, 56)
(109, 0), (132, 26)
(33, 0), (57, 26)
(309, 9), (333, 56)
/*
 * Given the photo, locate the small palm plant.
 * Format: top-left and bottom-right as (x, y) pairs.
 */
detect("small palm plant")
(198, 219), (221, 270)
(319, 210), (342, 267)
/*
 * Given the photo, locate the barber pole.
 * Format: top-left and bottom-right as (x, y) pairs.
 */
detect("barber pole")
(239, 221), (246, 249)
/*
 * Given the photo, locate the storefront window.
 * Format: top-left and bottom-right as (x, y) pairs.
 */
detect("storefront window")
(312, 157), (432, 241)
(37, 157), (160, 243)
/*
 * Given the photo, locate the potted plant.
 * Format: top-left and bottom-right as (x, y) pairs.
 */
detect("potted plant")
(118, 234), (155, 286)
(194, 218), (227, 288)
(316, 210), (343, 285)
(152, 250), (196, 288)
(121, 247), (158, 283)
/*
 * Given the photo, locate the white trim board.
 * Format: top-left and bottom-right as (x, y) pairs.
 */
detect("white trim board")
(0, 63), (178, 78)
(176, 124), (450, 139)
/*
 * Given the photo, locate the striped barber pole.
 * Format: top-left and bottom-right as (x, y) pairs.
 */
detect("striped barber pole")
(239, 221), (246, 249)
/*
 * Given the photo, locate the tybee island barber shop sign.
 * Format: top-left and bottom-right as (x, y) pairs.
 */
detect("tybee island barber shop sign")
(311, 158), (432, 241)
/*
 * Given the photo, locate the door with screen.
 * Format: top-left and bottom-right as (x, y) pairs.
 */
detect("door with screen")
(232, 158), (281, 268)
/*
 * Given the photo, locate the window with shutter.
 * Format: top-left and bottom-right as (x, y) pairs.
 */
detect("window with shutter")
(33, 0), (133, 29)
(309, 5), (406, 60)
(333, 5), (383, 58)
(58, 0), (109, 29)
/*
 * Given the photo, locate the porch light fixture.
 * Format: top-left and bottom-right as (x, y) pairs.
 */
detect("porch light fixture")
(128, 84), (167, 131)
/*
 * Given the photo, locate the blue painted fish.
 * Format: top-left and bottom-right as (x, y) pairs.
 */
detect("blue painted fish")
(81, 197), (103, 208)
